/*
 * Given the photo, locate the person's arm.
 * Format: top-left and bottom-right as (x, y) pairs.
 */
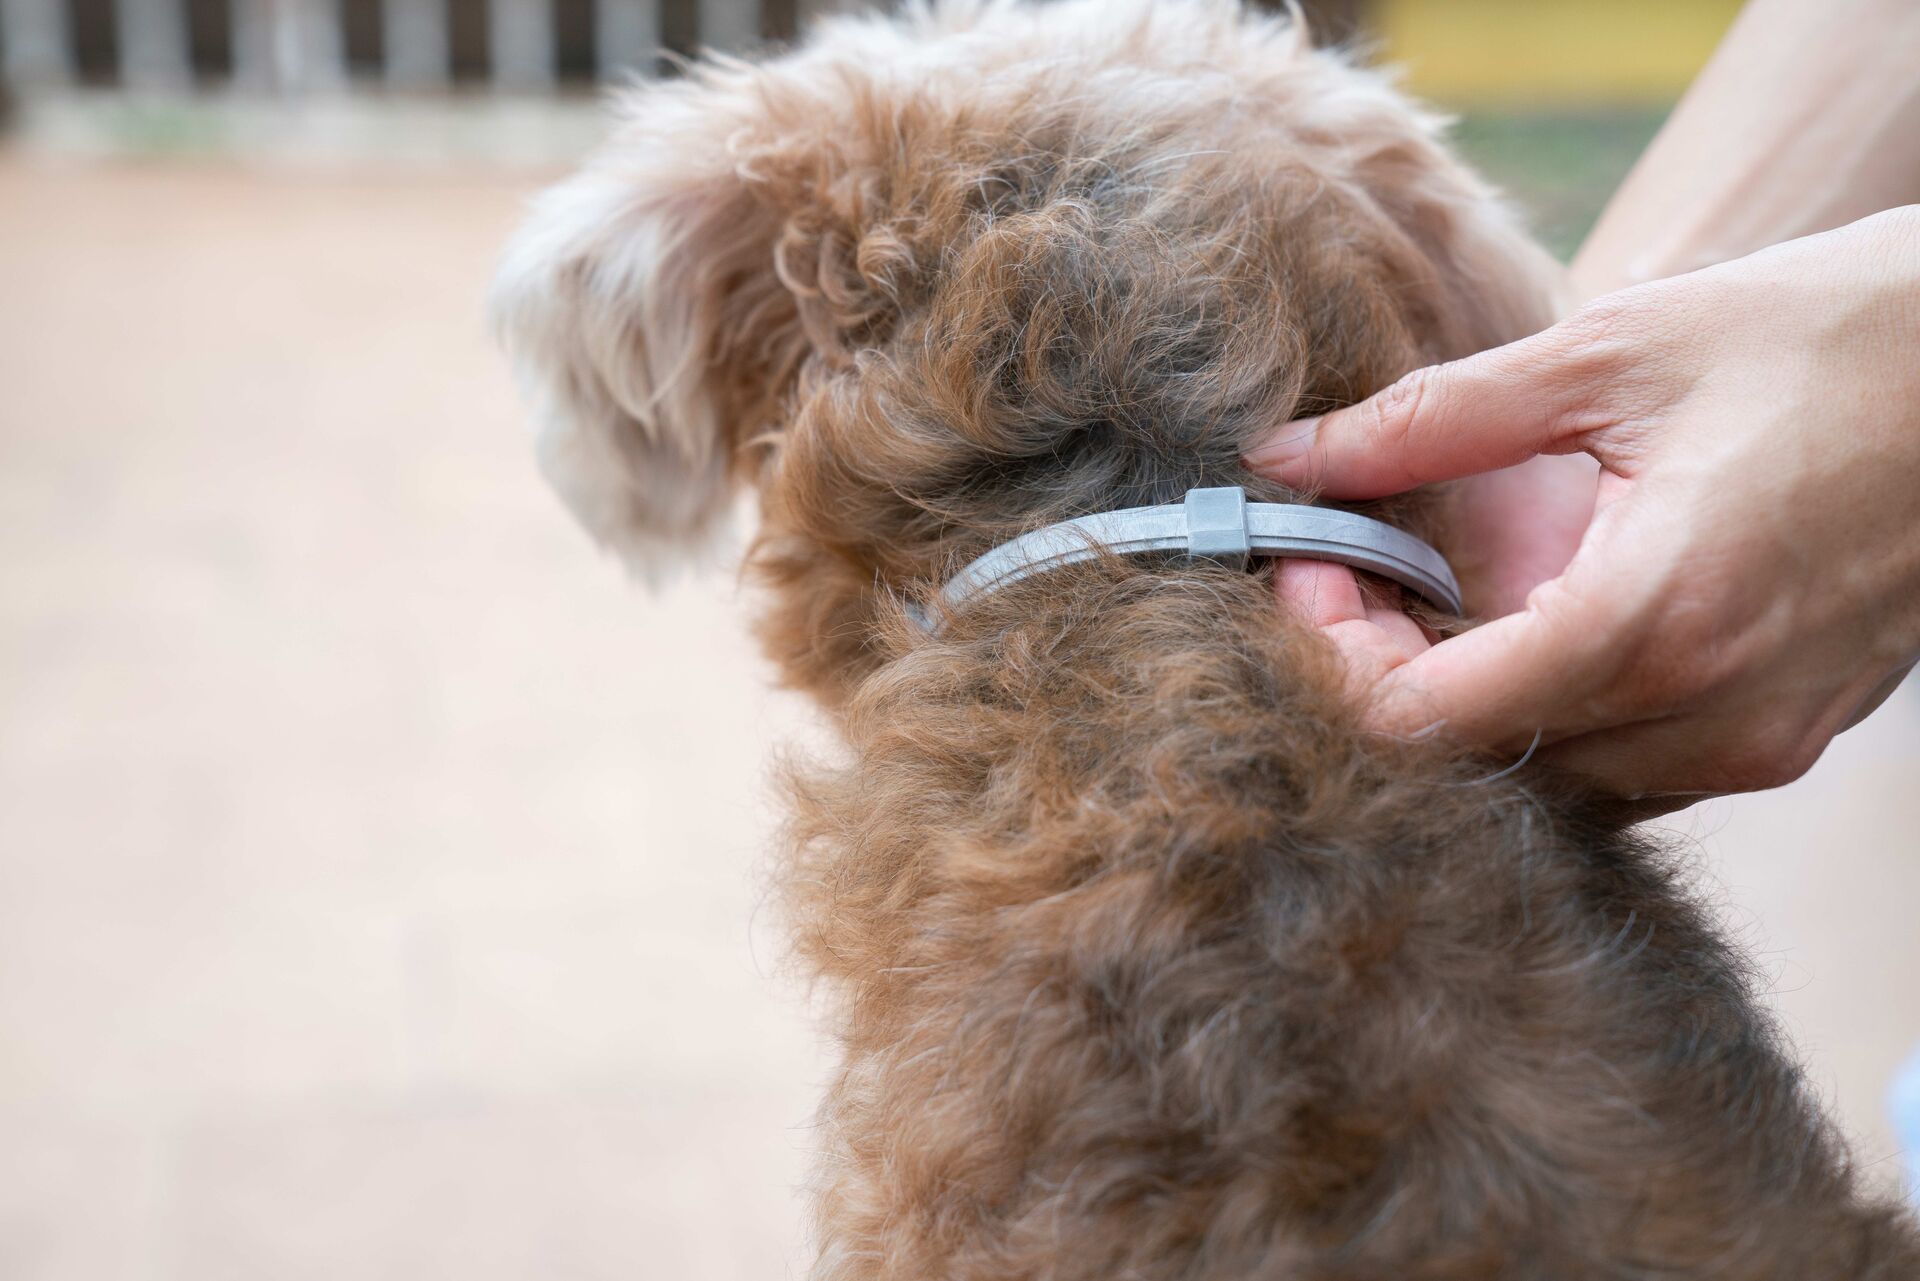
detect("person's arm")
(1245, 207), (1920, 807)
(1572, 0), (1920, 299)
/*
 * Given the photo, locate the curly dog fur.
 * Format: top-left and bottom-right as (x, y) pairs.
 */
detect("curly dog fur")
(493, 1), (1920, 1275)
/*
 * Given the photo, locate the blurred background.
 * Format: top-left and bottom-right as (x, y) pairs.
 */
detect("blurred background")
(1, 1), (1913, 1277)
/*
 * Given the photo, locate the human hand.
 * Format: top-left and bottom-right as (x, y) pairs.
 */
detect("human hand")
(1245, 207), (1920, 807)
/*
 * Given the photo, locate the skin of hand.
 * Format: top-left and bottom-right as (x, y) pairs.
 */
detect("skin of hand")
(1244, 206), (1920, 807)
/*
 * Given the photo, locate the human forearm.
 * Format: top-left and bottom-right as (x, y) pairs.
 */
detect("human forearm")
(1571, 0), (1920, 300)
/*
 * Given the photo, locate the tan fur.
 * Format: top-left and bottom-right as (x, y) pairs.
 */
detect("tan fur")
(493, 2), (1920, 1276)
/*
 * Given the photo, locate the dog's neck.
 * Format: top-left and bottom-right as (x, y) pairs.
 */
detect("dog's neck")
(786, 550), (1615, 1001)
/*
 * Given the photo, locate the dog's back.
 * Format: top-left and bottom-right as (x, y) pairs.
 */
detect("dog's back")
(493, 2), (1920, 1275)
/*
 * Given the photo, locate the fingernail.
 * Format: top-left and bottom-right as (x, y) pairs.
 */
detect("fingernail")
(1244, 417), (1320, 483)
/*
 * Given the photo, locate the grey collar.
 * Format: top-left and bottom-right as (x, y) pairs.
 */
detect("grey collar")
(918, 485), (1461, 631)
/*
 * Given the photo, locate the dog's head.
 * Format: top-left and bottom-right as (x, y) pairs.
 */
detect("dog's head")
(493, 0), (1561, 704)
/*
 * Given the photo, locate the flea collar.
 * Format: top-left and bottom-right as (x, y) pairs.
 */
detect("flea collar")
(919, 485), (1461, 631)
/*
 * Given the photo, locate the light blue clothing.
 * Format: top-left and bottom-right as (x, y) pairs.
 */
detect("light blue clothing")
(1894, 1043), (1920, 1204)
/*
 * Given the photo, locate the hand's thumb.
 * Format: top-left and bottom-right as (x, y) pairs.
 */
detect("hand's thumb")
(1244, 328), (1594, 499)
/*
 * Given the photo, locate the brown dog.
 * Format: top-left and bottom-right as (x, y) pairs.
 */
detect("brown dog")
(493, 2), (1920, 1275)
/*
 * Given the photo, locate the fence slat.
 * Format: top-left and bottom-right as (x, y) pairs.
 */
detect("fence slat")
(595, 0), (657, 81)
(0, 0), (73, 85)
(288, 0), (345, 87)
(795, 0), (863, 19)
(697, 0), (758, 53)
(119, 0), (194, 88)
(490, 0), (553, 89)
(234, 0), (345, 90)
(385, 0), (449, 87)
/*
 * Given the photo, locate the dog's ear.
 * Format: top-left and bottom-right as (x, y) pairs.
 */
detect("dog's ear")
(1346, 104), (1568, 358)
(1367, 141), (1568, 359)
(1281, 51), (1567, 359)
(490, 76), (810, 578)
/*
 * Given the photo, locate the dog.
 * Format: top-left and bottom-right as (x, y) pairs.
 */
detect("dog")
(492, 2), (1920, 1275)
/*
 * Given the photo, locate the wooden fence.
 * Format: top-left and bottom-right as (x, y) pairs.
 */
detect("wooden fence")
(0, 0), (861, 90)
(0, 0), (1354, 93)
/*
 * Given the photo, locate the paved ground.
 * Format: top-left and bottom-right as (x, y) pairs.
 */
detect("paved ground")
(0, 155), (1914, 1280)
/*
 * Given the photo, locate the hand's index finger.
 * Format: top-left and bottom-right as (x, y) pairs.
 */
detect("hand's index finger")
(1244, 325), (1600, 500)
